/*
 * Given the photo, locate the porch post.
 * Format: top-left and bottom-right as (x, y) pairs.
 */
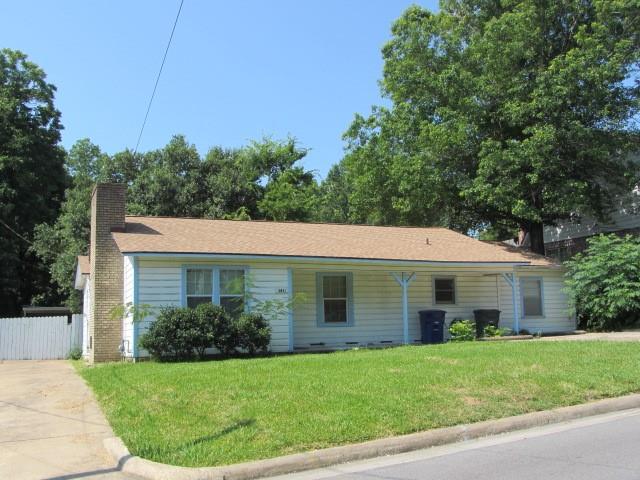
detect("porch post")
(501, 271), (520, 334)
(392, 272), (416, 345)
(512, 269), (520, 334)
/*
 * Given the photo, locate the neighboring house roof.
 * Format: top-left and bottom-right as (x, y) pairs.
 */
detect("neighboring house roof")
(74, 255), (90, 290)
(112, 216), (557, 266)
(544, 183), (640, 244)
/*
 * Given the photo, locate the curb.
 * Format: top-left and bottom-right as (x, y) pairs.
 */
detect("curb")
(104, 393), (640, 480)
(478, 334), (534, 341)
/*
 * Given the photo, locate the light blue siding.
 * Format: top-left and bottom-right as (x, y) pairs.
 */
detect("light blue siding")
(125, 257), (573, 356)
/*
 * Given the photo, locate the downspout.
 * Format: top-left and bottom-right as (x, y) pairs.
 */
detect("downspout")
(287, 267), (294, 353)
(132, 256), (139, 360)
(512, 267), (520, 334)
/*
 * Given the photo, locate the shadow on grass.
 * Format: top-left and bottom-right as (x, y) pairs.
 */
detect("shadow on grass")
(173, 418), (256, 454)
(139, 419), (257, 463)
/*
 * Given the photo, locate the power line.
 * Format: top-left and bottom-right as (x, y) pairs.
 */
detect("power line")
(0, 219), (32, 245)
(133, 0), (185, 155)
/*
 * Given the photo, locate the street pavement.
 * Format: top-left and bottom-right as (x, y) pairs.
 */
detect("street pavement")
(274, 408), (640, 480)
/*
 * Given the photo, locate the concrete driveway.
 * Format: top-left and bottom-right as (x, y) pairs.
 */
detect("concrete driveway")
(0, 360), (135, 480)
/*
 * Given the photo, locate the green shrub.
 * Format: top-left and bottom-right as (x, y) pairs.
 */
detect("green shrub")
(449, 320), (475, 342)
(236, 312), (271, 355)
(565, 234), (640, 331)
(139, 304), (272, 361)
(67, 346), (83, 360)
(482, 325), (502, 337)
(139, 307), (203, 360)
(196, 303), (238, 356)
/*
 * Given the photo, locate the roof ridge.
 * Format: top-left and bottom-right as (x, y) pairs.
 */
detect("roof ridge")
(124, 215), (452, 230)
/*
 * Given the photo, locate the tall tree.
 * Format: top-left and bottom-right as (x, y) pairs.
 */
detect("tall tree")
(315, 163), (352, 223)
(0, 49), (66, 315)
(259, 167), (318, 221)
(345, 1), (640, 253)
(128, 135), (201, 216)
(198, 137), (312, 219)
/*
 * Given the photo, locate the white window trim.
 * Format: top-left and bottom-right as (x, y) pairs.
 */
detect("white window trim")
(316, 272), (354, 327)
(520, 276), (545, 318)
(184, 266), (214, 307)
(182, 265), (248, 312)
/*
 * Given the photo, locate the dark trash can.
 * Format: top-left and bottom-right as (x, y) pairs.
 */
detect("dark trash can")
(473, 309), (501, 337)
(418, 309), (446, 344)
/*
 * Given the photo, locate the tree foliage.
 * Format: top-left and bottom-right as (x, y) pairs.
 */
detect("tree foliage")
(315, 163), (352, 223)
(259, 167), (318, 221)
(0, 49), (66, 315)
(565, 234), (640, 330)
(342, 1), (640, 252)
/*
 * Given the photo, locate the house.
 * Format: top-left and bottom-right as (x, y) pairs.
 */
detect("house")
(76, 184), (575, 363)
(544, 185), (640, 261)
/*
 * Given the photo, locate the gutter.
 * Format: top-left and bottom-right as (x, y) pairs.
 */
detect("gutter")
(121, 252), (533, 268)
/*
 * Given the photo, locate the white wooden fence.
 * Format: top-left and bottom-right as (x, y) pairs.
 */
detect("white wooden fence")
(0, 315), (83, 360)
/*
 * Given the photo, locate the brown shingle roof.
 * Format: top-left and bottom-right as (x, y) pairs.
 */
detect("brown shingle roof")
(112, 216), (556, 265)
(77, 255), (90, 275)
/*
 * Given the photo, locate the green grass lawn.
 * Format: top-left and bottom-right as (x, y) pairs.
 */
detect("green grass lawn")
(80, 341), (640, 467)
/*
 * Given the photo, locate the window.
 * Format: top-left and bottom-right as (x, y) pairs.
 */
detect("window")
(433, 277), (456, 304)
(521, 278), (543, 317)
(317, 273), (353, 325)
(186, 268), (213, 308)
(183, 267), (246, 314)
(220, 269), (245, 317)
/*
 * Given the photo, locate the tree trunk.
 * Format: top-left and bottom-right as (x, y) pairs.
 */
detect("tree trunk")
(517, 228), (528, 247)
(528, 222), (546, 255)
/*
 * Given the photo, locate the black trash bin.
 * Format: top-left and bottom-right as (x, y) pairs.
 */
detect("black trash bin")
(418, 310), (446, 344)
(473, 309), (501, 337)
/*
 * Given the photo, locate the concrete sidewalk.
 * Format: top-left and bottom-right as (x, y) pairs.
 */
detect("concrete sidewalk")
(541, 331), (640, 342)
(0, 360), (135, 480)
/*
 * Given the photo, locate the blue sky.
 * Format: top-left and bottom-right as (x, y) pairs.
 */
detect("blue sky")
(3, 0), (439, 178)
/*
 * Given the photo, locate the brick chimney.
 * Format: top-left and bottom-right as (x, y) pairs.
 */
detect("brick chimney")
(88, 183), (126, 363)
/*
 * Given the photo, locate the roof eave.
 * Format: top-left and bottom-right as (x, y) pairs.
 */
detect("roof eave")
(120, 251), (534, 267)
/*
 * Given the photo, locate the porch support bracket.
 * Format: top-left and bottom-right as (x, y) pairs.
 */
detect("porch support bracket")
(392, 272), (416, 345)
(501, 271), (520, 334)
